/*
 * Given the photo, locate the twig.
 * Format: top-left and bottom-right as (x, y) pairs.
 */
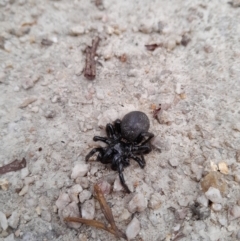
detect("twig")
(84, 37), (101, 80)
(0, 158), (26, 175)
(64, 183), (127, 240)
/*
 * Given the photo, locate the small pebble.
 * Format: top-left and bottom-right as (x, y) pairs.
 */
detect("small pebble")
(120, 208), (131, 221)
(169, 158), (179, 167)
(35, 206), (41, 215)
(197, 195), (209, 207)
(8, 211), (20, 229)
(218, 162), (228, 175)
(44, 109), (56, 118)
(61, 202), (81, 229)
(229, 205), (240, 221)
(21, 76), (39, 90)
(211, 203), (222, 212)
(205, 187), (222, 204)
(68, 184), (83, 203)
(113, 177), (123, 192)
(75, 177), (89, 189)
(0, 211), (8, 230)
(19, 185), (29, 196)
(81, 199), (95, 219)
(71, 163), (89, 179)
(19, 97), (37, 108)
(69, 26), (85, 36)
(20, 167), (29, 179)
(128, 193), (147, 213)
(0, 179), (9, 191)
(79, 190), (92, 203)
(201, 171), (227, 194)
(175, 83), (183, 94)
(126, 217), (140, 240)
(148, 193), (162, 210)
(97, 180), (111, 195)
(55, 193), (71, 210)
(4, 234), (14, 241)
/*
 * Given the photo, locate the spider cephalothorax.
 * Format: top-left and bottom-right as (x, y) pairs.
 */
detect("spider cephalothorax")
(86, 111), (154, 193)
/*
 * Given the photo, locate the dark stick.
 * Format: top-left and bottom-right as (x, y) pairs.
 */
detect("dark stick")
(84, 37), (101, 80)
(0, 158), (27, 175)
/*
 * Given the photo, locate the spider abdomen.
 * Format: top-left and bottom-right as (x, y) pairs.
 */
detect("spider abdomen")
(120, 111), (150, 142)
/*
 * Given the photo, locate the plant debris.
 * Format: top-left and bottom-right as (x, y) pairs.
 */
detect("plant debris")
(65, 183), (127, 240)
(0, 158), (27, 175)
(145, 43), (163, 51)
(84, 36), (101, 80)
(41, 38), (53, 46)
(151, 103), (162, 123)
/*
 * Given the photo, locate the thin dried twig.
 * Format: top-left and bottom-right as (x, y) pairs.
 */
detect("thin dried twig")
(84, 37), (101, 80)
(0, 158), (27, 175)
(64, 217), (116, 236)
(64, 183), (127, 240)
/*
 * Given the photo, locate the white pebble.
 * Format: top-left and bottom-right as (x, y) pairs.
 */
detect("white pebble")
(169, 158), (179, 167)
(71, 163), (89, 179)
(8, 211), (20, 229)
(55, 193), (71, 210)
(70, 25), (85, 35)
(149, 193), (162, 210)
(0, 211), (8, 230)
(61, 202), (81, 229)
(211, 203), (222, 212)
(4, 234), (14, 241)
(68, 184), (83, 203)
(126, 217), (140, 240)
(205, 187), (222, 204)
(128, 193), (147, 213)
(113, 177), (123, 192)
(120, 208), (131, 221)
(19, 185), (29, 196)
(20, 167), (29, 179)
(79, 190), (92, 203)
(175, 83), (183, 94)
(229, 205), (240, 220)
(96, 89), (105, 100)
(197, 195), (209, 207)
(81, 199), (95, 219)
(75, 177), (89, 189)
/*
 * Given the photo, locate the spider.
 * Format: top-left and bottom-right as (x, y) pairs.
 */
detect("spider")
(86, 111), (154, 193)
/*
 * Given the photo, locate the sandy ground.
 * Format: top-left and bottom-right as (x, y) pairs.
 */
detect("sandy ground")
(0, 0), (240, 240)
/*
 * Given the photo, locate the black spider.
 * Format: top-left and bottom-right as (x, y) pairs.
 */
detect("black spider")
(86, 111), (154, 193)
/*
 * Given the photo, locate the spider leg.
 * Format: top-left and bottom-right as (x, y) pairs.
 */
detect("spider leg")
(118, 162), (131, 193)
(129, 154), (145, 168)
(85, 147), (104, 162)
(93, 136), (111, 145)
(114, 119), (121, 136)
(111, 155), (131, 193)
(106, 123), (116, 139)
(132, 143), (152, 154)
(136, 132), (154, 145)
